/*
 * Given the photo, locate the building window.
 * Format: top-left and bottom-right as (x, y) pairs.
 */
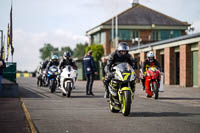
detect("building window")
(152, 31), (159, 41)
(100, 32), (106, 45)
(118, 30), (131, 41)
(93, 33), (101, 44)
(132, 31), (139, 39)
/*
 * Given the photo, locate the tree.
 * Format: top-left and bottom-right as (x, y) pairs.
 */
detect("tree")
(73, 43), (88, 58)
(86, 44), (104, 61)
(61, 46), (73, 55)
(39, 43), (58, 61)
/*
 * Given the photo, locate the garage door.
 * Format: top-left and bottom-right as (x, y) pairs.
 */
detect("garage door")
(193, 51), (198, 86)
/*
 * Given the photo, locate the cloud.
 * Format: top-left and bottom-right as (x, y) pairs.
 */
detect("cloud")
(13, 29), (88, 72)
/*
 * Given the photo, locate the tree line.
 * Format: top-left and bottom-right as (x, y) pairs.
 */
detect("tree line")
(39, 42), (104, 61)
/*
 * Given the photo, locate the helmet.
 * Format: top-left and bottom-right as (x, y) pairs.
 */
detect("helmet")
(63, 51), (71, 60)
(51, 55), (58, 62)
(147, 51), (154, 62)
(117, 42), (129, 57)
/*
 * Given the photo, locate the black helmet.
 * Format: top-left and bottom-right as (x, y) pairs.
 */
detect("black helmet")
(63, 51), (71, 60)
(117, 42), (129, 57)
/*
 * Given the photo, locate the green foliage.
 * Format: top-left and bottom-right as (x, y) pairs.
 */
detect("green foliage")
(39, 43), (58, 61)
(73, 43), (88, 58)
(86, 44), (104, 61)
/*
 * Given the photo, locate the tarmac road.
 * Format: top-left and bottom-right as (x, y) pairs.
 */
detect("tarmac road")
(18, 77), (200, 133)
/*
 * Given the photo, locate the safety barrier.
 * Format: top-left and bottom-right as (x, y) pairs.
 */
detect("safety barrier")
(16, 73), (33, 78)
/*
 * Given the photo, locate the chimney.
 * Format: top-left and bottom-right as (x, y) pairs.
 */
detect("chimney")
(130, 0), (139, 7)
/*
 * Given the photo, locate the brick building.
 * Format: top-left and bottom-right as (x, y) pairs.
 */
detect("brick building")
(86, 2), (189, 56)
(130, 33), (200, 87)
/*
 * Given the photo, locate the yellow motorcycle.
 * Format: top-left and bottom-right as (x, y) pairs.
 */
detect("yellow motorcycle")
(109, 63), (136, 116)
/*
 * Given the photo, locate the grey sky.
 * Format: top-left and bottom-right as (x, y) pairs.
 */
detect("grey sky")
(0, 0), (200, 71)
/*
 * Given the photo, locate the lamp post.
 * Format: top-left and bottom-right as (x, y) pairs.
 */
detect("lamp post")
(132, 37), (142, 50)
(0, 30), (3, 53)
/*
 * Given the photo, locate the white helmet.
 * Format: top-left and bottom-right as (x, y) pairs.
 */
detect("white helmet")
(147, 51), (154, 62)
(147, 51), (154, 58)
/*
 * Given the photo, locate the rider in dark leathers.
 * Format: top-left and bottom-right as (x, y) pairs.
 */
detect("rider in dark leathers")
(104, 42), (138, 98)
(59, 52), (77, 71)
(58, 52), (77, 87)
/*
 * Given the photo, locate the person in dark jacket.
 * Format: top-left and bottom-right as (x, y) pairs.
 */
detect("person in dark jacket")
(83, 50), (98, 96)
(141, 51), (160, 90)
(104, 42), (137, 94)
(59, 51), (77, 70)
(0, 58), (6, 89)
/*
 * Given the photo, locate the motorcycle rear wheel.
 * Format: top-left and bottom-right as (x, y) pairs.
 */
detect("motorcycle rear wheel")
(122, 91), (131, 116)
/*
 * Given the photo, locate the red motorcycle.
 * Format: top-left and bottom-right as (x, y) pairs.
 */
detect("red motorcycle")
(144, 66), (161, 99)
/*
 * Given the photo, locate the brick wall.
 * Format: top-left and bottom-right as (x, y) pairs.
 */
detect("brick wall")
(180, 44), (192, 87)
(153, 49), (161, 63)
(140, 52), (145, 66)
(164, 47), (176, 85)
(198, 42), (200, 87)
(140, 30), (152, 42)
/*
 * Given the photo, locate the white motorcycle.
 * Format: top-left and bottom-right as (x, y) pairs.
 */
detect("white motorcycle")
(60, 65), (78, 97)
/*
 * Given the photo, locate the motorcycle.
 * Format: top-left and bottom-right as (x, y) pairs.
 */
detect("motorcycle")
(47, 65), (59, 93)
(108, 63), (136, 116)
(60, 65), (78, 97)
(144, 66), (161, 99)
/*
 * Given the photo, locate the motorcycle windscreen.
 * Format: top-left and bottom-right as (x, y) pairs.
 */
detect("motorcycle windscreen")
(115, 63), (132, 72)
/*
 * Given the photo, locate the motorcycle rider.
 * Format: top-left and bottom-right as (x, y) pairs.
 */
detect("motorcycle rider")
(104, 42), (137, 98)
(46, 55), (60, 86)
(59, 51), (77, 71)
(141, 51), (160, 91)
(58, 52), (77, 87)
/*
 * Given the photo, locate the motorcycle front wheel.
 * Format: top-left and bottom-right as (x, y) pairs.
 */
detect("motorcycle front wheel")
(67, 82), (72, 97)
(122, 91), (131, 116)
(153, 82), (159, 99)
(50, 80), (56, 93)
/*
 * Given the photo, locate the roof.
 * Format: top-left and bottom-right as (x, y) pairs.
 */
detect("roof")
(129, 32), (200, 51)
(103, 4), (189, 26)
(86, 4), (189, 35)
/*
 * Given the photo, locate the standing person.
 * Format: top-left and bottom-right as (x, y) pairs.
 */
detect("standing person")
(101, 57), (109, 98)
(101, 57), (107, 79)
(0, 58), (6, 89)
(83, 50), (98, 96)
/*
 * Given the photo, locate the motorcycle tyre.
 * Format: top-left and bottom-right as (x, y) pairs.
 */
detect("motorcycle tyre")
(50, 80), (56, 93)
(122, 91), (131, 116)
(153, 82), (159, 99)
(67, 82), (72, 97)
